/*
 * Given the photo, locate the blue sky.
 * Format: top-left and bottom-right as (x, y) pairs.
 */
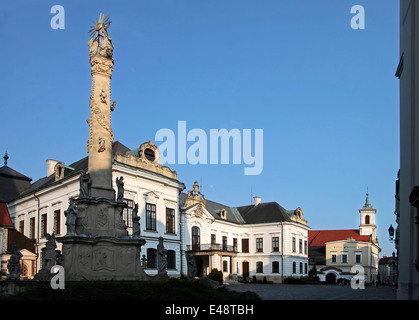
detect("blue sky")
(0, 1), (399, 256)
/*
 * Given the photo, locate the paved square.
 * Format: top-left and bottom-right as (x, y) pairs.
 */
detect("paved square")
(225, 283), (396, 300)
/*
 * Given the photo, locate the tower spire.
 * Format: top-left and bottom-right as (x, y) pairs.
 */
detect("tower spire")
(363, 188), (373, 209)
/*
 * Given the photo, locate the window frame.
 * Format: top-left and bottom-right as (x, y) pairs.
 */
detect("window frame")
(166, 207), (176, 234)
(272, 236), (279, 252)
(123, 199), (134, 228)
(256, 237), (263, 253)
(146, 203), (156, 231)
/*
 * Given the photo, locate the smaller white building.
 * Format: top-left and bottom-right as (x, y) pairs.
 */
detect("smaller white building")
(180, 182), (310, 283)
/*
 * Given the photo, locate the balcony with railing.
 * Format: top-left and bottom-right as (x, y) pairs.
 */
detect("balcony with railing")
(186, 243), (238, 254)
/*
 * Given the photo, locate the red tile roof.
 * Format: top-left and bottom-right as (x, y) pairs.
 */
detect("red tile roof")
(308, 229), (371, 247)
(0, 201), (13, 228)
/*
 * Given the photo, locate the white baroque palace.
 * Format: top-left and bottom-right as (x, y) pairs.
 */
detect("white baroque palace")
(6, 144), (310, 282)
(180, 182), (310, 282)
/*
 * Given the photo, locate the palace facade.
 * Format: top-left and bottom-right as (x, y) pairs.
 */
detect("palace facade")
(3, 143), (309, 282)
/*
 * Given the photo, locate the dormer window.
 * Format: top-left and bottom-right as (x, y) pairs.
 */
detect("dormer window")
(139, 141), (160, 163)
(220, 209), (227, 220)
(144, 148), (155, 162)
(54, 162), (65, 181)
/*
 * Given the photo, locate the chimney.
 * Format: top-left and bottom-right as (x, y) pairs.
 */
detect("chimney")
(46, 159), (59, 177)
(253, 196), (261, 206)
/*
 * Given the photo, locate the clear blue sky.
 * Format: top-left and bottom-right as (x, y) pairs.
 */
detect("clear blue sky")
(0, 1), (400, 257)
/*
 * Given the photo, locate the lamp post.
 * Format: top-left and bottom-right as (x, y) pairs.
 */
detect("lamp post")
(388, 224), (395, 242)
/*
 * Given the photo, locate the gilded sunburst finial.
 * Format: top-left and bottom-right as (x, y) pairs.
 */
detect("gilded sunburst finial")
(88, 13), (111, 42)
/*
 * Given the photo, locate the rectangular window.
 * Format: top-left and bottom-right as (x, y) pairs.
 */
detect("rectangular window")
(233, 238), (238, 252)
(223, 260), (228, 273)
(211, 234), (216, 245)
(41, 214), (47, 238)
(342, 253), (348, 263)
(292, 237), (296, 252)
(29, 217), (35, 240)
(272, 237), (279, 252)
(256, 238), (263, 252)
(332, 254), (337, 263)
(146, 203), (156, 231)
(123, 199), (134, 228)
(304, 240), (308, 255)
(241, 238), (249, 253)
(222, 236), (227, 251)
(299, 239), (303, 254)
(53, 210), (61, 235)
(355, 253), (362, 264)
(256, 261), (263, 273)
(19, 220), (24, 234)
(166, 208), (175, 234)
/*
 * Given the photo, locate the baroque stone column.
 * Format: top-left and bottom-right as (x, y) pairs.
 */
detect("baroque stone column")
(87, 23), (115, 199)
(56, 14), (152, 282)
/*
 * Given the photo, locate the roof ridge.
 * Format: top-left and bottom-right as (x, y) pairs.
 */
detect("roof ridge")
(308, 231), (321, 246)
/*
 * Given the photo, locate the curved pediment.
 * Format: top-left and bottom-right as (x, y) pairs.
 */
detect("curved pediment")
(183, 203), (215, 224)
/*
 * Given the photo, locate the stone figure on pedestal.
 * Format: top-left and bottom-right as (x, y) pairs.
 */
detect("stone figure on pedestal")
(116, 176), (124, 202)
(132, 203), (141, 238)
(79, 170), (91, 198)
(141, 254), (147, 268)
(42, 233), (57, 272)
(35, 233), (58, 281)
(7, 246), (23, 280)
(64, 198), (78, 236)
(186, 254), (197, 280)
(157, 237), (168, 276)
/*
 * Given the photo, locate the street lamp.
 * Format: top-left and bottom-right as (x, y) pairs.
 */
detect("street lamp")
(388, 224), (395, 241)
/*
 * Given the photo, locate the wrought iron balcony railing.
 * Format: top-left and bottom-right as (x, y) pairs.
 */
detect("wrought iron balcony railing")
(186, 243), (238, 253)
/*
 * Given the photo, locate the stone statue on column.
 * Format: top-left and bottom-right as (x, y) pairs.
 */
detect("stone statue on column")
(157, 237), (168, 277)
(64, 198), (78, 236)
(7, 246), (23, 280)
(132, 203), (141, 238)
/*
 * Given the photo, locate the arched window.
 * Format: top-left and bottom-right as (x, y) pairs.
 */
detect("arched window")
(192, 226), (200, 251)
(272, 261), (279, 273)
(147, 248), (157, 268)
(365, 215), (370, 225)
(167, 250), (176, 269)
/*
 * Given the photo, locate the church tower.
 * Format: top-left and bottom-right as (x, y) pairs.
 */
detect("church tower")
(359, 191), (378, 243)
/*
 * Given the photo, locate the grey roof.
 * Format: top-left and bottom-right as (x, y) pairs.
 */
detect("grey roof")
(0, 165), (32, 202)
(12, 141), (130, 200)
(236, 202), (292, 224)
(180, 193), (298, 226)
